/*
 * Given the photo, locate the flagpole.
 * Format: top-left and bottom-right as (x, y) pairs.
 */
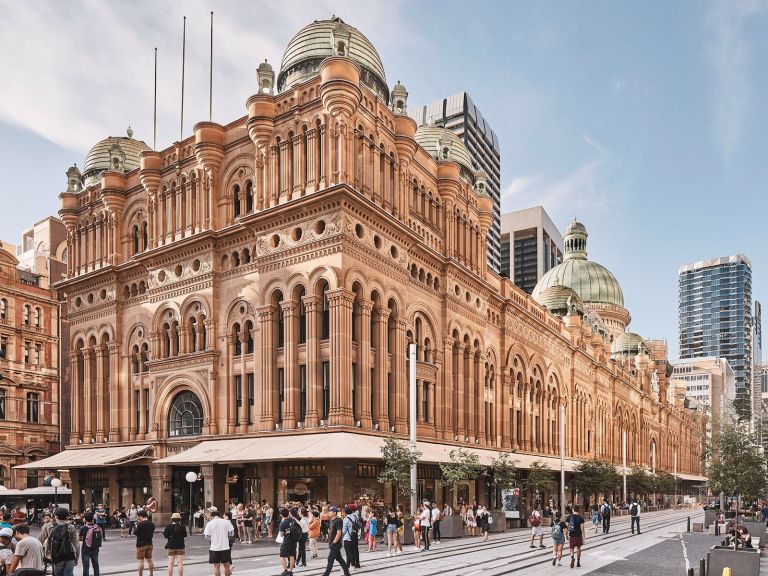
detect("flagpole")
(153, 47), (157, 150)
(209, 11), (213, 122)
(180, 15), (186, 141)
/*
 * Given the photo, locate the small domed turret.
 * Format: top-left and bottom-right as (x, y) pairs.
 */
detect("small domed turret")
(391, 81), (408, 115)
(415, 125), (475, 183)
(66, 164), (82, 193)
(535, 285), (584, 318)
(257, 59), (275, 95)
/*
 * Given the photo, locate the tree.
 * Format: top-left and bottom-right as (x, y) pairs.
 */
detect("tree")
(626, 466), (651, 499)
(522, 460), (556, 508)
(706, 416), (767, 509)
(378, 436), (421, 498)
(440, 447), (486, 503)
(648, 471), (676, 499)
(488, 452), (518, 508)
(571, 459), (621, 505)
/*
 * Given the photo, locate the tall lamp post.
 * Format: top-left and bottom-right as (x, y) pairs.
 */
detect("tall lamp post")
(185, 471), (197, 534)
(51, 477), (62, 509)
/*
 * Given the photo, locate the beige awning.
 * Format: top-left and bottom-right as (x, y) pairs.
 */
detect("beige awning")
(14, 445), (153, 470)
(156, 432), (579, 471)
(676, 473), (707, 482)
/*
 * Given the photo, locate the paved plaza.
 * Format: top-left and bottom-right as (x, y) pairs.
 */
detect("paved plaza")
(40, 508), (763, 576)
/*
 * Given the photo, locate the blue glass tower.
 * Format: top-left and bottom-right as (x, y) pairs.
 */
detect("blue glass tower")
(678, 255), (753, 417)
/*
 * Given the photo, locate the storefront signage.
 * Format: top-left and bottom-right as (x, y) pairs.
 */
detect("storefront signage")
(502, 487), (521, 519)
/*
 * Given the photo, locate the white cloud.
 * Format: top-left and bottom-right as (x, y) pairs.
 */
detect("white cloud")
(0, 0), (406, 156)
(707, 0), (768, 161)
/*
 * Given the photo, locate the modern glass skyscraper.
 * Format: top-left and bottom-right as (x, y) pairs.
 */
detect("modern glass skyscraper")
(409, 92), (501, 273)
(678, 255), (753, 417)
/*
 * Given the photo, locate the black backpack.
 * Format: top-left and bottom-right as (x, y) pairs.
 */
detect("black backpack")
(630, 503), (639, 517)
(287, 519), (302, 543)
(48, 523), (76, 562)
(353, 513), (364, 533)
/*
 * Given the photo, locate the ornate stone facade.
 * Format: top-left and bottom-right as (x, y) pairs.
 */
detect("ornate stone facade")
(40, 19), (703, 518)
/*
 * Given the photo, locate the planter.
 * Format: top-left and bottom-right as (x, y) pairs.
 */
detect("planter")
(402, 523), (414, 545)
(439, 515), (464, 539)
(489, 512), (506, 533)
(741, 522), (766, 548)
(707, 546), (760, 576)
(704, 510), (719, 528)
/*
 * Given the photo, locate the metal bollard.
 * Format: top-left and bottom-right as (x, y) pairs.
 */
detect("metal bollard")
(699, 558), (705, 576)
(687, 569), (694, 576)
(687, 517), (691, 532)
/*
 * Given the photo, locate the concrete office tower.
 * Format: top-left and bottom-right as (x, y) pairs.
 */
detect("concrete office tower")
(678, 255), (753, 417)
(499, 206), (563, 294)
(409, 93), (501, 273)
(669, 357), (735, 439)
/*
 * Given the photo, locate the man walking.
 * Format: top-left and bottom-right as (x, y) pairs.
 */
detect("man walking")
(341, 507), (358, 569)
(46, 508), (79, 576)
(276, 508), (296, 576)
(419, 501), (432, 551)
(79, 511), (103, 576)
(431, 501), (441, 544)
(321, 507), (350, 576)
(600, 499), (611, 535)
(204, 507), (234, 576)
(630, 500), (641, 535)
(529, 503), (545, 549)
(566, 505), (586, 569)
(134, 509), (155, 576)
(9, 524), (46, 576)
(127, 505), (138, 536)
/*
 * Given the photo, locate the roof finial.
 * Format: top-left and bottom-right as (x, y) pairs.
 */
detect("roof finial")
(126, 126), (134, 138)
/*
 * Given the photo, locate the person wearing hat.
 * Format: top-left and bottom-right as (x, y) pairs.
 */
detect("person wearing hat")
(419, 501), (432, 551)
(0, 526), (15, 574)
(203, 507), (233, 576)
(321, 507), (350, 576)
(163, 513), (187, 576)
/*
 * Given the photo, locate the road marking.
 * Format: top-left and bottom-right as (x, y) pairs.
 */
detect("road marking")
(679, 533), (691, 573)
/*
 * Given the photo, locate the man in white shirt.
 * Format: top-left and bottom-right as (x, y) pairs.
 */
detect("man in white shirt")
(204, 507), (234, 576)
(431, 504), (442, 543)
(419, 501), (432, 551)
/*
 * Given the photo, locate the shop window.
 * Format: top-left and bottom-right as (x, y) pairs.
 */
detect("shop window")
(168, 390), (203, 437)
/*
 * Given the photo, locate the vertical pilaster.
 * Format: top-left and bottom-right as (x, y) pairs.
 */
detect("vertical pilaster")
(328, 289), (354, 426)
(375, 308), (390, 430)
(257, 305), (275, 431)
(395, 318), (408, 432)
(82, 348), (93, 443)
(358, 299), (373, 428)
(303, 295), (320, 428)
(281, 300), (298, 429)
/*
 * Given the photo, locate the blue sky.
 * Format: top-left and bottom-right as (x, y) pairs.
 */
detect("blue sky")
(0, 0), (766, 360)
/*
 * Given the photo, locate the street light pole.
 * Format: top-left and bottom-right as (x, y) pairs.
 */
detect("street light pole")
(185, 471), (198, 534)
(51, 478), (62, 509)
(409, 342), (417, 516)
(622, 430), (627, 504)
(559, 404), (565, 513)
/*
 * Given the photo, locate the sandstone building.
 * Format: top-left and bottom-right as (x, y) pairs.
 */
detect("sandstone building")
(22, 18), (704, 520)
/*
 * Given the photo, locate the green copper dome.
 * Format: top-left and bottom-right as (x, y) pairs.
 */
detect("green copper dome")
(532, 220), (624, 307)
(277, 17), (388, 101)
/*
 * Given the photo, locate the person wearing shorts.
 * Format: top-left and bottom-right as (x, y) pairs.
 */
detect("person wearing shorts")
(134, 510), (155, 576)
(550, 511), (567, 567)
(163, 512), (187, 576)
(277, 508), (297, 576)
(204, 507), (234, 576)
(566, 505), (586, 569)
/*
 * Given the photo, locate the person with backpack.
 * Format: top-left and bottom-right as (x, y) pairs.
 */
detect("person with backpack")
(600, 499), (612, 535)
(78, 512), (102, 576)
(162, 513), (186, 576)
(276, 508), (297, 576)
(550, 510), (567, 566)
(528, 503), (545, 549)
(341, 506), (359, 569)
(46, 508), (79, 576)
(630, 500), (641, 535)
(346, 505), (361, 569)
(565, 505), (586, 569)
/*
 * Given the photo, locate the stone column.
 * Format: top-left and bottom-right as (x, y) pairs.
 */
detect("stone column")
(374, 308), (390, 430)
(456, 346), (465, 438)
(269, 144), (278, 208)
(257, 305), (275, 431)
(149, 463), (172, 526)
(302, 295), (320, 428)
(441, 338), (454, 441)
(82, 348), (93, 443)
(69, 351), (80, 444)
(281, 299), (298, 429)
(358, 298), (373, 428)
(305, 129), (317, 193)
(394, 318), (408, 433)
(475, 355), (485, 443)
(279, 139), (290, 203)
(109, 343), (121, 442)
(328, 289), (354, 426)
(501, 373), (512, 449)
(239, 332), (248, 434)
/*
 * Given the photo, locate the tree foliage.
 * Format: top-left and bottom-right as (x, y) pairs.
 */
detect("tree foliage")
(440, 447), (486, 493)
(523, 460), (556, 504)
(706, 416), (767, 502)
(378, 436), (421, 497)
(571, 459), (621, 501)
(489, 452), (518, 491)
(648, 471), (676, 497)
(626, 466), (651, 497)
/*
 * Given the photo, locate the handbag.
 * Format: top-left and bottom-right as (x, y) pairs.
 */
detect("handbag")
(275, 534), (284, 544)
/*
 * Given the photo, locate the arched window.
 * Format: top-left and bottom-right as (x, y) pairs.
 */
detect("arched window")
(163, 322), (172, 358)
(245, 181), (254, 214)
(0, 299), (6, 319)
(233, 184), (241, 218)
(132, 345), (140, 374)
(23, 305), (30, 325)
(168, 390), (204, 437)
(244, 320), (254, 354)
(132, 225), (140, 255)
(321, 284), (330, 340)
(141, 343), (149, 372)
(142, 222), (148, 251)
(0, 389), (5, 420)
(26, 392), (40, 423)
(34, 307), (41, 327)
(0, 465), (5, 486)
(233, 323), (242, 356)
(188, 317), (198, 353)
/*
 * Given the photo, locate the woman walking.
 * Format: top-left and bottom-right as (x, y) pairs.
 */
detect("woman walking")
(476, 506), (490, 541)
(297, 507), (310, 567)
(308, 510), (321, 559)
(320, 505), (330, 543)
(385, 509), (399, 557)
(367, 510), (378, 552)
(550, 511), (567, 567)
(163, 512), (187, 576)
(235, 503), (247, 543)
(464, 505), (476, 537)
(591, 503), (600, 534)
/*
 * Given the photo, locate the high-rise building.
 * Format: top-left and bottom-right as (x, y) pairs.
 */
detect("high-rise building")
(678, 255), (753, 417)
(753, 301), (762, 427)
(409, 92), (501, 273)
(499, 206), (563, 294)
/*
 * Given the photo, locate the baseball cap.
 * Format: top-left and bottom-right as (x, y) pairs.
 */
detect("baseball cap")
(329, 506), (339, 513)
(0, 528), (12, 538)
(208, 506), (218, 513)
